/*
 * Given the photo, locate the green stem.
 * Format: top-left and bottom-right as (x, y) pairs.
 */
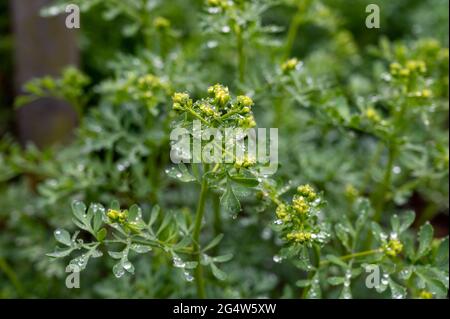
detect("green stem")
(301, 244), (321, 298)
(373, 144), (397, 221)
(212, 193), (222, 238)
(193, 172), (209, 298)
(284, 2), (305, 59)
(319, 249), (382, 267)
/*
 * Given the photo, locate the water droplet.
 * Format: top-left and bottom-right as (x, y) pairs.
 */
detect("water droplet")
(173, 256), (186, 268)
(206, 40), (218, 48)
(113, 263), (125, 278)
(261, 227), (272, 240)
(207, 7), (220, 14)
(131, 244), (152, 254)
(273, 255), (282, 263)
(184, 271), (194, 282)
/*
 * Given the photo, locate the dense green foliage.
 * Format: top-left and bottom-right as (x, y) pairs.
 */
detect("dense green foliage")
(0, 0), (448, 298)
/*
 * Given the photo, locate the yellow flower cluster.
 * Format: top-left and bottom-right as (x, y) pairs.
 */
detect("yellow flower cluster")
(153, 16), (171, 29)
(345, 184), (359, 201)
(234, 154), (256, 169)
(281, 58), (300, 73)
(107, 209), (127, 224)
(237, 95), (254, 110)
(292, 196), (309, 215)
(238, 116), (256, 128)
(138, 74), (167, 90)
(413, 89), (432, 98)
(419, 290), (433, 299)
(297, 184), (317, 201)
(390, 60), (427, 77)
(208, 84), (230, 107)
(286, 231), (312, 243)
(274, 184), (322, 246)
(207, 0), (230, 9)
(383, 238), (403, 257)
(365, 107), (381, 123)
(198, 101), (220, 118)
(275, 204), (290, 222)
(172, 92), (192, 111)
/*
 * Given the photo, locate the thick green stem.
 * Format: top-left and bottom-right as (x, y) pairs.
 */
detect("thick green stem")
(301, 244), (321, 298)
(193, 174), (209, 298)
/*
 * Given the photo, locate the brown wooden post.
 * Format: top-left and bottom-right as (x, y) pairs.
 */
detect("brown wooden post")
(10, 0), (80, 147)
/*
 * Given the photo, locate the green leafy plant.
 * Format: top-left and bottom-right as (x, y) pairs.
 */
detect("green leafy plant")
(0, 0), (448, 299)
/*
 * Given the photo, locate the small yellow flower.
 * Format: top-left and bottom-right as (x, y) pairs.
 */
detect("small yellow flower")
(238, 116), (256, 128)
(365, 107), (381, 123)
(276, 204), (290, 222)
(292, 196), (309, 215)
(345, 184), (359, 200)
(234, 154), (256, 169)
(107, 209), (127, 224)
(399, 68), (411, 77)
(389, 62), (402, 75)
(419, 290), (433, 299)
(153, 16), (171, 29)
(421, 89), (432, 98)
(383, 238), (403, 257)
(198, 101), (220, 118)
(286, 231), (312, 243)
(281, 58), (300, 73)
(207, 0), (230, 9)
(297, 184), (317, 201)
(406, 60), (427, 74)
(208, 84), (230, 107)
(237, 95), (254, 108)
(172, 92), (192, 111)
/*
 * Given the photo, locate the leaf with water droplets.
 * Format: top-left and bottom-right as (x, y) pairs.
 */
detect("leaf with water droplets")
(122, 260), (135, 274)
(90, 203), (104, 233)
(72, 201), (87, 222)
(108, 251), (124, 259)
(389, 278), (407, 299)
(54, 229), (72, 246)
(166, 164), (196, 182)
(417, 222), (434, 259)
(128, 204), (140, 221)
(220, 180), (241, 215)
(47, 247), (74, 258)
(327, 276), (345, 286)
(70, 254), (89, 270)
(306, 273), (321, 299)
(113, 262), (125, 278)
(130, 244), (152, 254)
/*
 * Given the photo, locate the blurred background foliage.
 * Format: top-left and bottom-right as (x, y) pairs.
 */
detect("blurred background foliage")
(0, 0), (448, 298)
